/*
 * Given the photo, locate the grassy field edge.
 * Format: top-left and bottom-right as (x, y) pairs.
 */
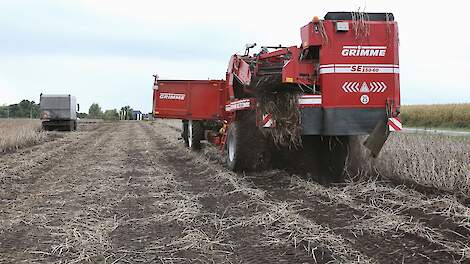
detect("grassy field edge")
(401, 103), (470, 129)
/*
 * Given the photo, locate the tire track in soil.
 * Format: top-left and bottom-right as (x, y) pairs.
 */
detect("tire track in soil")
(246, 173), (464, 264)
(153, 120), (467, 264)
(4, 121), (465, 263)
(106, 122), (211, 263)
(165, 119), (470, 247)
(143, 122), (359, 264)
(0, 123), (112, 204)
(0, 122), (105, 171)
(0, 123), (116, 262)
(107, 121), (273, 263)
(402, 207), (470, 243)
(0, 124), (111, 201)
(345, 189), (470, 257)
(289, 176), (470, 261)
(47, 121), (156, 263)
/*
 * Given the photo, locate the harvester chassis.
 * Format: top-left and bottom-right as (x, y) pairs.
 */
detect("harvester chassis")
(153, 11), (402, 181)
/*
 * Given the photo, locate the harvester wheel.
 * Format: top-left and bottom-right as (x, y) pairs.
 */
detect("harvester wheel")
(319, 136), (350, 183)
(226, 120), (270, 172)
(226, 121), (244, 171)
(188, 120), (204, 150)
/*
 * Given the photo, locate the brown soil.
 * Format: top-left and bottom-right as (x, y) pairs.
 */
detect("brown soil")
(1, 120), (469, 263)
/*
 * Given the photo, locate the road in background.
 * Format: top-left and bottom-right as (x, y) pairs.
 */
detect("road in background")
(402, 127), (470, 137)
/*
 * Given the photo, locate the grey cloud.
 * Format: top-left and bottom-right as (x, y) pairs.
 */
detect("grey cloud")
(0, 1), (244, 60)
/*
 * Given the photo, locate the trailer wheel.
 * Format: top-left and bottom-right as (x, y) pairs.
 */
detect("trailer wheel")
(73, 120), (77, 131)
(188, 120), (204, 150)
(182, 121), (189, 147)
(42, 122), (50, 131)
(68, 121), (75, 131)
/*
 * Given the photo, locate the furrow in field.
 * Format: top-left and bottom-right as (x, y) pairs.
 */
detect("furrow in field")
(0, 124), (111, 195)
(153, 119), (468, 263)
(0, 123), (117, 263)
(292, 178), (470, 262)
(147, 121), (374, 264)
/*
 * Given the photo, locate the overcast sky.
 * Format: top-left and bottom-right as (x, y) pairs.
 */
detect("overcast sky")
(0, 0), (469, 113)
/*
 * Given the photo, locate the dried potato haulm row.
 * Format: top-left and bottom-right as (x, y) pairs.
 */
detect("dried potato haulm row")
(377, 133), (470, 198)
(0, 119), (45, 153)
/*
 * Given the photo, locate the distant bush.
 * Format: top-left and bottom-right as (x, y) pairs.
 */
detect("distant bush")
(88, 103), (103, 119)
(77, 112), (88, 119)
(103, 109), (119, 121)
(401, 104), (470, 129)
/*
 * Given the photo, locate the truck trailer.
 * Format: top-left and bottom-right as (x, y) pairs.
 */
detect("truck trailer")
(152, 12), (402, 181)
(40, 94), (79, 131)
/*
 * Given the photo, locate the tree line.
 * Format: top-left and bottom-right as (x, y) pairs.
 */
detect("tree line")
(88, 103), (135, 121)
(0, 100), (40, 118)
(0, 100), (140, 121)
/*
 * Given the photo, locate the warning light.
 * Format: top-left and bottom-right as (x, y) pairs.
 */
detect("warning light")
(312, 16), (320, 22)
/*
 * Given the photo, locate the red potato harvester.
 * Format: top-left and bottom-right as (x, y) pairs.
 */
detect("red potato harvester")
(152, 12), (401, 181)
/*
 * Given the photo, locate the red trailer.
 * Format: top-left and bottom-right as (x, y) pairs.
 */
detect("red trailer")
(153, 12), (402, 180)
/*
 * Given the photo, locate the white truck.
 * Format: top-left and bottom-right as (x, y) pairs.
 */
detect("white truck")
(40, 94), (79, 131)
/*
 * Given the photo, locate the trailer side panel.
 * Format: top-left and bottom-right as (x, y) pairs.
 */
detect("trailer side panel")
(153, 80), (227, 120)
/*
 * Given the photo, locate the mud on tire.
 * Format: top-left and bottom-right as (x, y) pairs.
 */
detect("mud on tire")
(182, 121), (189, 147)
(318, 136), (350, 183)
(189, 121), (204, 150)
(181, 120), (204, 150)
(226, 117), (270, 172)
(271, 135), (355, 183)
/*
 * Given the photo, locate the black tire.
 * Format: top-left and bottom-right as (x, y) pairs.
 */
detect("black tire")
(189, 120), (204, 150)
(73, 120), (77, 131)
(226, 121), (242, 171)
(42, 122), (50, 131)
(319, 136), (350, 183)
(182, 121), (189, 147)
(226, 119), (270, 172)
